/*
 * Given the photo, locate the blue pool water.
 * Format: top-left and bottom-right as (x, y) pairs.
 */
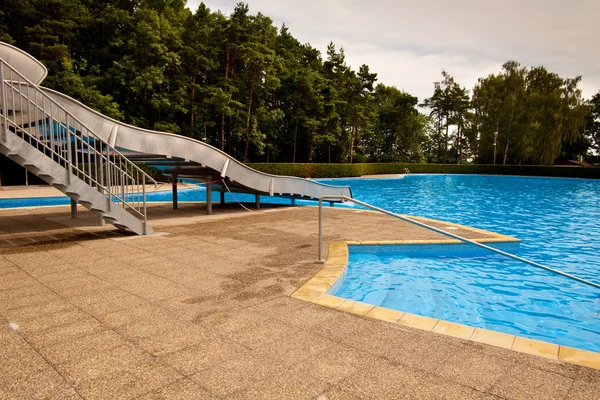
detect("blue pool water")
(334, 243), (600, 352)
(316, 175), (600, 352)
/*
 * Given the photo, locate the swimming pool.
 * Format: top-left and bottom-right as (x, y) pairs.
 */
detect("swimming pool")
(317, 175), (600, 352)
(317, 175), (600, 286)
(333, 242), (600, 352)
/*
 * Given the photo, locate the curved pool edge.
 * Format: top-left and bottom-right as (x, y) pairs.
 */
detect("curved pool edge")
(291, 219), (600, 371)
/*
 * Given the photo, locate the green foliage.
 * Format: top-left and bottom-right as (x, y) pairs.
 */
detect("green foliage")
(0, 1), (595, 167)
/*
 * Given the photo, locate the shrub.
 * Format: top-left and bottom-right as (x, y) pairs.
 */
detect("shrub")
(246, 163), (600, 179)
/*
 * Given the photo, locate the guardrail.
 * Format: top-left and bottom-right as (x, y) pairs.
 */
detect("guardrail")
(315, 195), (600, 290)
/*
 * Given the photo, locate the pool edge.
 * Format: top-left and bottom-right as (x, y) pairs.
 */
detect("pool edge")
(291, 225), (600, 371)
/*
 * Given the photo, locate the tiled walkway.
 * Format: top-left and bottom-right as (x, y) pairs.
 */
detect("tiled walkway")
(0, 204), (598, 399)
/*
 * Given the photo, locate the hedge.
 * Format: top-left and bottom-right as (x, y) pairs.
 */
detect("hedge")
(246, 163), (600, 179)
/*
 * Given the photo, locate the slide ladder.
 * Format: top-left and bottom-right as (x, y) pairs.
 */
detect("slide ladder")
(0, 55), (156, 235)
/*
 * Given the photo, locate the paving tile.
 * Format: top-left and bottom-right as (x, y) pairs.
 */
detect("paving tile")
(437, 346), (514, 391)
(489, 363), (574, 400)
(58, 343), (155, 384)
(160, 337), (250, 376)
(36, 329), (129, 365)
(224, 368), (329, 400)
(24, 318), (106, 347)
(12, 309), (91, 335)
(68, 360), (182, 400)
(566, 367), (600, 400)
(137, 378), (218, 399)
(191, 352), (287, 396)
(4, 299), (77, 322)
(69, 289), (149, 318)
(136, 324), (217, 356)
(293, 344), (382, 385)
(0, 364), (82, 400)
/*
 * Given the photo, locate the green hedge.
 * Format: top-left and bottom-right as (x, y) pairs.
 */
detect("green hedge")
(246, 163), (600, 179)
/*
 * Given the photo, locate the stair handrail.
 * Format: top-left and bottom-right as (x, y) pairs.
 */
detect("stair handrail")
(0, 57), (156, 231)
(315, 195), (600, 290)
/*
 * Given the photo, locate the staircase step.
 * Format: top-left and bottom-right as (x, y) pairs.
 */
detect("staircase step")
(78, 200), (93, 207)
(102, 215), (118, 223)
(114, 223), (130, 231)
(65, 192), (80, 201)
(7, 153), (25, 162)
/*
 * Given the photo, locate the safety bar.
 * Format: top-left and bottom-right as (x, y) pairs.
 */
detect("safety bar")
(315, 195), (600, 290)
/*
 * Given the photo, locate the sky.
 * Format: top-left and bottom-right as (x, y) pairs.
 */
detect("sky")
(186, 0), (600, 103)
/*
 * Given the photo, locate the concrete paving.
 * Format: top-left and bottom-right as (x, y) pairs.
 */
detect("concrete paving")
(0, 203), (598, 399)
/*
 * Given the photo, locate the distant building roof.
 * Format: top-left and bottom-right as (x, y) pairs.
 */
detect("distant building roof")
(554, 159), (596, 167)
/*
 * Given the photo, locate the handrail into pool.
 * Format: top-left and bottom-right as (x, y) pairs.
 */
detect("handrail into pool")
(315, 195), (600, 291)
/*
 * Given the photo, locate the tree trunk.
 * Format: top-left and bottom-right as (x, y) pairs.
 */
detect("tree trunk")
(350, 125), (355, 163)
(220, 50), (230, 151)
(503, 138), (510, 165)
(444, 117), (449, 163)
(458, 124), (463, 164)
(503, 115), (514, 165)
(190, 72), (196, 128)
(293, 98), (300, 163)
(243, 82), (254, 162)
(307, 130), (313, 162)
(437, 115), (442, 163)
(328, 145), (331, 163)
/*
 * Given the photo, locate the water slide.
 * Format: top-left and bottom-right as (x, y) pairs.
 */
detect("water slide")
(0, 42), (352, 204)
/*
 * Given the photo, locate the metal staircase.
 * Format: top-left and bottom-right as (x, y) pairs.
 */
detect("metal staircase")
(0, 57), (156, 235)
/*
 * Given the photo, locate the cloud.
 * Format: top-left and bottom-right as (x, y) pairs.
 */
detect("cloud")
(187, 0), (600, 101)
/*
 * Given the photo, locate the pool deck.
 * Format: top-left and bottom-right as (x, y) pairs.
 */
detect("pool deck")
(1, 203), (599, 399)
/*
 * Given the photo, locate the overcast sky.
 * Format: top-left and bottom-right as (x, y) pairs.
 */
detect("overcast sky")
(187, 0), (599, 102)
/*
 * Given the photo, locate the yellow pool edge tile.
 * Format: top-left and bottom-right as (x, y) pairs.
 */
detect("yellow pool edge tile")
(558, 346), (600, 370)
(397, 312), (439, 331)
(512, 336), (559, 360)
(432, 320), (476, 340)
(290, 218), (599, 370)
(470, 328), (515, 350)
(365, 306), (405, 323)
(336, 299), (375, 316)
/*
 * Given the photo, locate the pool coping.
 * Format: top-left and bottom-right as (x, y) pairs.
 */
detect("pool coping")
(291, 223), (600, 371)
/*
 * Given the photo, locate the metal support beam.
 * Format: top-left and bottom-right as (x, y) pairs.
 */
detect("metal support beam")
(255, 194), (260, 209)
(70, 199), (77, 219)
(220, 191), (225, 205)
(171, 174), (178, 209)
(291, 198), (296, 205)
(97, 215), (105, 226)
(206, 183), (213, 215)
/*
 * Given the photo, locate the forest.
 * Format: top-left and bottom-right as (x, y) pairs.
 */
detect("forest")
(1, 0), (599, 165)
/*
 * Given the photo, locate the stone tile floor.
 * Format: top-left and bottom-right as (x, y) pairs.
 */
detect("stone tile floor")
(0, 203), (598, 399)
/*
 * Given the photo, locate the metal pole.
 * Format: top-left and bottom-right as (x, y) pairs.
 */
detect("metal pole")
(206, 183), (213, 215)
(255, 194), (260, 209)
(70, 199), (77, 219)
(143, 175), (147, 235)
(315, 195), (600, 290)
(0, 61), (8, 142)
(316, 198), (324, 264)
(220, 191), (225, 205)
(66, 115), (72, 184)
(172, 174), (178, 209)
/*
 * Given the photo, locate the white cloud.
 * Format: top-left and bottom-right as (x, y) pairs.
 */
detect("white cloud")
(187, 0), (600, 101)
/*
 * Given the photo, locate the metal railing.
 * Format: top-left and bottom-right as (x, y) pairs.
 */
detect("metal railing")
(0, 58), (157, 233)
(315, 195), (600, 290)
